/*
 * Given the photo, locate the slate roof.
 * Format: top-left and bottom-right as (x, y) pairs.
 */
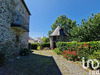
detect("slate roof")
(22, 0), (31, 15)
(50, 26), (69, 36)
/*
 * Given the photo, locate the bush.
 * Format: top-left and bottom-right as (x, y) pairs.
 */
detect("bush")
(56, 41), (78, 49)
(59, 46), (68, 52)
(41, 42), (50, 49)
(31, 43), (38, 49)
(37, 46), (41, 50)
(62, 49), (77, 61)
(89, 50), (100, 60)
(88, 50), (100, 69)
(56, 41), (100, 61)
(42, 37), (49, 43)
(20, 48), (30, 56)
(54, 48), (61, 55)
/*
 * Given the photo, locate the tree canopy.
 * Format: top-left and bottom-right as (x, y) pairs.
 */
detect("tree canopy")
(70, 13), (100, 41)
(48, 15), (77, 36)
(48, 13), (100, 42)
(42, 37), (49, 43)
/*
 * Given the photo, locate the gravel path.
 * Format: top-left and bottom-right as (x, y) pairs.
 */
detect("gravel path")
(0, 50), (89, 75)
(33, 50), (89, 75)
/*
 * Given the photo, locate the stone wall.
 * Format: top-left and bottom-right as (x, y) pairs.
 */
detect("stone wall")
(50, 36), (69, 49)
(0, 0), (30, 62)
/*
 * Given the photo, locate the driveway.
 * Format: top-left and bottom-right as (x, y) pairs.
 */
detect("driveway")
(0, 50), (88, 75)
(33, 50), (89, 75)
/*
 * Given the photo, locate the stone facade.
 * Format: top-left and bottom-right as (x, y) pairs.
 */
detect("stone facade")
(50, 26), (69, 49)
(50, 36), (69, 49)
(0, 0), (30, 62)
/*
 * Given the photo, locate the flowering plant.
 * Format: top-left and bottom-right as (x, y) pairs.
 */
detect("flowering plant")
(61, 43), (94, 61)
(62, 46), (77, 61)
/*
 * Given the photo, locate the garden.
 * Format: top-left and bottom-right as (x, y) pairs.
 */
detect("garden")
(29, 13), (100, 73)
(54, 41), (100, 70)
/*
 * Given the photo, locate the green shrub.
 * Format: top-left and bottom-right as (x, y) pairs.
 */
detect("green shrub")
(89, 50), (100, 60)
(98, 43), (100, 50)
(56, 41), (100, 61)
(41, 42), (50, 49)
(88, 50), (100, 69)
(37, 46), (41, 50)
(54, 48), (61, 55)
(20, 48), (30, 56)
(42, 37), (49, 43)
(31, 43), (38, 49)
(56, 41), (77, 49)
(59, 46), (68, 52)
(56, 42), (67, 48)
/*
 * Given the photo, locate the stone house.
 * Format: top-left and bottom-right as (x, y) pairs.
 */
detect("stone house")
(0, 0), (31, 62)
(50, 26), (69, 49)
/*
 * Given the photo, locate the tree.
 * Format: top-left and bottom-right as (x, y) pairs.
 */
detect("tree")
(71, 13), (100, 41)
(49, 13), (100, 42)
(42, 37), (49, 43)
(48, 15), (77, 36)
(81, 13), (100, 41)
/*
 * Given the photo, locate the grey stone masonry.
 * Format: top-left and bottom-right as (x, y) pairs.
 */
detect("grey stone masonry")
(0, 0), (30, 62)
(50, 26), (69, 49)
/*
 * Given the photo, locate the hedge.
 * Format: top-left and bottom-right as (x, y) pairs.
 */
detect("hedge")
(31, 43), (38, 49)
(40, 42), (50, 48)
(56, 41), (100, 51)
(56, 41), (100, 61)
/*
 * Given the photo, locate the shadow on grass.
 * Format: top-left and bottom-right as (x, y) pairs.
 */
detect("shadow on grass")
(0, 52), (62, 75)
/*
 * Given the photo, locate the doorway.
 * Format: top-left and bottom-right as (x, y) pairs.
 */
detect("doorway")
(53, 42), (56, 49)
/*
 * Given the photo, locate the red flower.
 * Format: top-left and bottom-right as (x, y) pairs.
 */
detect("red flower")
(72, 51), (76, 56)
(90, 46), (92, 48)
(84, 43), (87, 46)
(65, 55), (68, 58)
(70, 52), (73, 55)
(78, 42), (80, 43)
(69, 46), (71, 48)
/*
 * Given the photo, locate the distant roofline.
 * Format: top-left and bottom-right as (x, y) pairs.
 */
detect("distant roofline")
(21, 0), (31, 15)
(29, 37), (34, 40)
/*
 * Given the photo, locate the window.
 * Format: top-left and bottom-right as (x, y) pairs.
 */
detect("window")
(13, 11), (22, 24)
(53, 36), (56, 41)
(60, 29), (64, 35)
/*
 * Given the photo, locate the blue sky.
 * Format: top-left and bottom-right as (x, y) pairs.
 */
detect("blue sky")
(24, 0), (100, 39)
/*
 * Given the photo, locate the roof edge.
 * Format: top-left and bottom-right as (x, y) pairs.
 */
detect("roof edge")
(21, 0), (31, 15)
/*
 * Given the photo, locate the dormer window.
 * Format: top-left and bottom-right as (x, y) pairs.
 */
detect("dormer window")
(60, 29), (64, 35)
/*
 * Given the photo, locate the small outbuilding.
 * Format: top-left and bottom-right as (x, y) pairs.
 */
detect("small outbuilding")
(50, 26), (69, 49)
